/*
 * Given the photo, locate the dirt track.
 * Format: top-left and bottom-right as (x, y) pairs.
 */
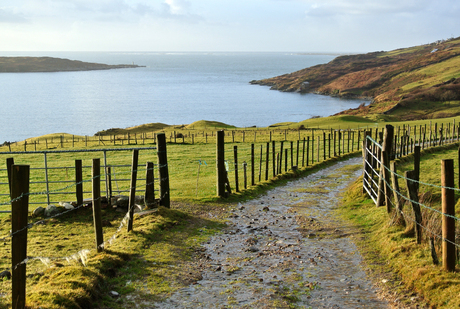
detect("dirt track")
(154, 157), (388, 308)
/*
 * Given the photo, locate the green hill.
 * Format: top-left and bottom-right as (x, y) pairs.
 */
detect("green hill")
(251, 37), (460, 121)
(0, 56), (143, 72)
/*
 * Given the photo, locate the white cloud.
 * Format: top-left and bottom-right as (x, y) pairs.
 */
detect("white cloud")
(0, 7), (28, 23)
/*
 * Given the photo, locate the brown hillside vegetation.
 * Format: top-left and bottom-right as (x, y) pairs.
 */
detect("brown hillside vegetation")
(251, 37), (460, 121)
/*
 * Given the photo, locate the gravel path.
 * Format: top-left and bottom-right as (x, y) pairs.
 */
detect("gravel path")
(154, 157), (388, 309)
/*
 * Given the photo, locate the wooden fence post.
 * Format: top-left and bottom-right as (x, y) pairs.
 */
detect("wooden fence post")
(106, 166), (112, 207)
(259, 145), (263, 182)
(127, 150), (139, 232)
(285, 148), (288, 172)
(441, 159), (456, 272)
(272, 141), (276, 177)
(6, 158), (14, 196)
(265, 143), (270, 181)
(234, 146), (239, 192)
(405, 170), (422, 244)
(157, 133), (170, 207)
(216, 131), (226, 197)
(75, 160), (83, 207)
(243, 162), (247, 189)
(11, 165), (29, 309)
(92, 159), (104, 251)
(302, 138), (306, 167)
(296, 140), (300, 167)
(251, 144), (255, 186)
(279, 141), (284, 174)
(145, 162), (155, 208)
(390, 161), (405, 225)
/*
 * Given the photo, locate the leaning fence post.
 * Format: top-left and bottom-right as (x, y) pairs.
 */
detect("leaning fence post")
(216, 131), (226, 197)
(127, 150), (139, 232)
(390, 161), (405, 225)
(157, 133), (170, 207)
(145, 162), (155, 209)
(92, 159), (104, 251)
(405, 170), (422, 244)
(11, 164), (29, 309)
(6, 158), (14, 196)
(75, 160), (83, 207)
(441, 159), (456, 272)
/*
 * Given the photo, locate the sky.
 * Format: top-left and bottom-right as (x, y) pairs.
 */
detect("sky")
(0, 0), (459, 53)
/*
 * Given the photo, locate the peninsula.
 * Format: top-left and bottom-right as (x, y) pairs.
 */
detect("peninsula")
(0, 56), (144, 73)
(251, 37), (460, 121)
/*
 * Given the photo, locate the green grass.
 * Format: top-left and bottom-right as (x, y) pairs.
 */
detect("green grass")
(338, 142), (460, 309)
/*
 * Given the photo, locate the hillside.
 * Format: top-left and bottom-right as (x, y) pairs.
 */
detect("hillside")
(0, 56), (143, 72)
(251, 37), (460, 121)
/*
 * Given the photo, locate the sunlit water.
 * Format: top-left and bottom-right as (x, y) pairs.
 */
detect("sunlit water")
(0, 52), (368, 142)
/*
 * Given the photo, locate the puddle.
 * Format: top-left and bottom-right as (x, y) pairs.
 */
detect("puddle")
(154, 157), (388, 308)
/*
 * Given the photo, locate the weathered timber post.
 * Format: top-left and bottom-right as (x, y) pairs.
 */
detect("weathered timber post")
(381, 125), (394, 210)
(251, 144), (255, 186)
(11, 165), (29, 309)
(285, 149), (288, 172)
(296, 140), (300, 167)
(272, 141), (276, 177)
(259, 145), (263, 182)
(405, 170), (422, 244)
(216, 131), (226, 197)
(75, 160), (83, 207)
(302, 138), (306, 167)
(92, 159), (104, 251)
(279, 141), (284, 174)
(265, 143), (270, 181)
(157, 133), (170, 207)
(390, 161), (405, 225)
(414, 146), (421, 191)
(6, 158), (14, 196)
(145, 162), (155, 208)
(106, 166), (112, 207)
(441, 159), (456, 272)
(243, 161), (247, 189)
(234, 146), (239, 192)
(127, 150), (139, 232)
(290, 141), (294, 169)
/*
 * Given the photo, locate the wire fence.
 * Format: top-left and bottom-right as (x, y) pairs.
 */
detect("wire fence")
(363, 132), (460, 270)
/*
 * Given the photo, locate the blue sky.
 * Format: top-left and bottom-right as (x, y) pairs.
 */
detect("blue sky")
(1, 0), (459, 53)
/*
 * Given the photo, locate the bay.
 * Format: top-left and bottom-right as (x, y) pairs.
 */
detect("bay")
(0, 52), (368, 142)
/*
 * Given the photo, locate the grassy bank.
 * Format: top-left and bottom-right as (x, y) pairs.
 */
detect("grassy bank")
(338, 144), (460, 308)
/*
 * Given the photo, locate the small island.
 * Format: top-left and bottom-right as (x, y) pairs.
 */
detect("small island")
(0, 56), (144, 73)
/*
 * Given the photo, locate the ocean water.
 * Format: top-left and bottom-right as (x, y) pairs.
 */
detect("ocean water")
(0, 52), (368, 142)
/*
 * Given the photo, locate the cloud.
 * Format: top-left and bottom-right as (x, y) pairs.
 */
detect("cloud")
(304, 0), (429, 17)
(0, 7), (28, 23)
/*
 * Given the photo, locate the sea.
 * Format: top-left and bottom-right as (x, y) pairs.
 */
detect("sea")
(0, 52), (369, 142)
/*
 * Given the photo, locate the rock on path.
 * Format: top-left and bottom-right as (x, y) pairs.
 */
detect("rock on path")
(155, 157), (388, 308)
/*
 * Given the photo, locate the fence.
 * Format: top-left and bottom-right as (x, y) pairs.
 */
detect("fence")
(363, 125), (459, 272)
(0, 147), (159, 211)
(216, 128), (363, 197)
(1, 134), (170, 308)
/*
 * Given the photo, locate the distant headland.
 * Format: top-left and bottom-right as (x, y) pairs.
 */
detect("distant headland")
(0, 56), (144, 73)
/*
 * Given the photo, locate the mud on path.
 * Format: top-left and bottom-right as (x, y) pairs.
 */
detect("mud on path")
(155, 157), (388, 309)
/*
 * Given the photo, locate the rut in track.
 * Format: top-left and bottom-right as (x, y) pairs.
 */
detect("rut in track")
(154, 157), (388, 309)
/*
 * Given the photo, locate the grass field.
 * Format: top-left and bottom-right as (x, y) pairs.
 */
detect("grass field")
(1, 116), (460, 308)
